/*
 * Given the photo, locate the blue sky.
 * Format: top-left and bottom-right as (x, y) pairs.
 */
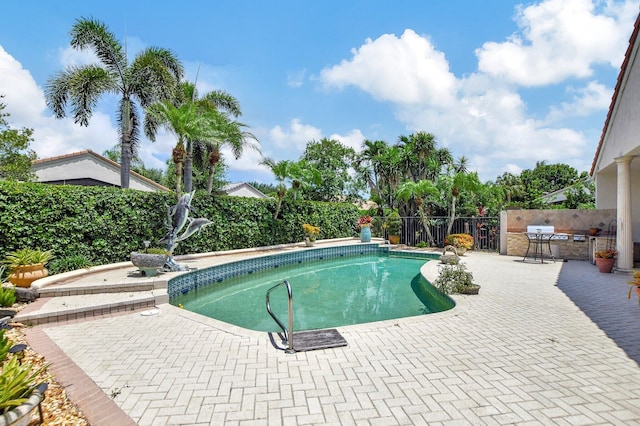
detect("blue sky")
(0, 0), (638, 185)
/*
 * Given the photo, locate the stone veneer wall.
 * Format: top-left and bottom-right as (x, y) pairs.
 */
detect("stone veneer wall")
(502, 209), (617, 260)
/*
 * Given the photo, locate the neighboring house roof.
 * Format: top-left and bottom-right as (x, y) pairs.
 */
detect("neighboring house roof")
(591, 11), (640, 176)
(539, 182), (592, 205)
(31, 150), (170, 192)
(222, 182), (267, 198)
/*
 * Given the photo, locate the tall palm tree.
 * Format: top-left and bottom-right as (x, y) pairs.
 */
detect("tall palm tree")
(147, 81), (258, 194)
(45, 17), (183, 188)
(145, 101), (221, 195)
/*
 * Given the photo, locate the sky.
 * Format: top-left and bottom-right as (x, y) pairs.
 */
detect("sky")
(0, 0), (639, 185)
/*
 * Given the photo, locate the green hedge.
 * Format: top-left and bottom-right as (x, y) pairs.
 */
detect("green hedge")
(0, 181), (360, 266)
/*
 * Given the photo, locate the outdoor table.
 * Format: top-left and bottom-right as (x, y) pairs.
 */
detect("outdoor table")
(523, 227), (556, 263)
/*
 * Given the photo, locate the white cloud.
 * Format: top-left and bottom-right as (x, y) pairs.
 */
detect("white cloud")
(320, 29), (457, 106)
(0, 45), (47, 123)
(476, 0), (633, 86)
(287, 69), (306, 88)
(545, 81), (613, 123)
(315, 0), (635, 180)
(0, 45), (119, 161)
(329, 129), (366, 152)
(269, 119), (323, 152)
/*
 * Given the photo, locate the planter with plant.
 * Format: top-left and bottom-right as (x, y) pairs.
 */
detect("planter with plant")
(444, 234), (474, 256)
(2, 249), (54, 288)
(0, 328), (48, 426)
(594, 249), (616, 273)
(627, 270), (640, 304)
(131, 243), (170, 277)
(302, 224), (320, 247)
(434, 262), (480, 295)
(385, 212), (402, 245)
(358, 216), (373, 242)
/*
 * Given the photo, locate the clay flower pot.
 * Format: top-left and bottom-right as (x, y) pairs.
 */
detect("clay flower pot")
(8, 263), (48, 288)
(595, 257), (615, 273)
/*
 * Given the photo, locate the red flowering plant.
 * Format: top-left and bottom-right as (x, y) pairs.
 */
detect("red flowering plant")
(358, 216), (373, 227)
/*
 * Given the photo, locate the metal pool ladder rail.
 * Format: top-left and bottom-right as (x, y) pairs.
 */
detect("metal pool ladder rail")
(266, 280), (295, 354)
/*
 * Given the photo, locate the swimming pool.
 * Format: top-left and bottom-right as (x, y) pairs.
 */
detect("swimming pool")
(170, 247), (454, 331)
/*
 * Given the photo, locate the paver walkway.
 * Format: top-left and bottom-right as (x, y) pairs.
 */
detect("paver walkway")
(24, 252), (640, 425)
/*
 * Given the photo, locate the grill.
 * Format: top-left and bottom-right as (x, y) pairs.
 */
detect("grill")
(524, 225), (556, 263)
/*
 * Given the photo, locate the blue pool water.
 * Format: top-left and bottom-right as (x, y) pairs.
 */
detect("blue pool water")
(172, 254), (454, 331)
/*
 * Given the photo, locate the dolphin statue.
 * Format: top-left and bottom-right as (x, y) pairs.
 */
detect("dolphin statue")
(176, 218), (213, 242)
(171, 190), (195, 234)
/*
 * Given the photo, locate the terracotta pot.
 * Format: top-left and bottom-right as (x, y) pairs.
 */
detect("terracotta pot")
(595, 257), (615, 273)
(388, 235), (400, 245)
(8, 263), (48, 288)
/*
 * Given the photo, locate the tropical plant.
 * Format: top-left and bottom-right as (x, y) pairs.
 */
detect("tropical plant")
(2, 249), (54, 269)
(0, 351), (47, 413)
(396, 179), (439, 245)
(595, 249), (617, 259)
(146, 81), (259, 195)
(627, 270), (640, 305)
(48, 254), (94, 275)
(0, 287), (16, 308)
(45, 17), (184, 189)
(145, 100), (226, 196)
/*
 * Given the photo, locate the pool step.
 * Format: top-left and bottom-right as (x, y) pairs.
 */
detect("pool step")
(14, 289), (168, 326)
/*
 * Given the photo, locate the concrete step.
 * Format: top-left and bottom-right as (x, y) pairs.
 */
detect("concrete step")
(37, 280), (161, 297)
(14, 289), (168, 326)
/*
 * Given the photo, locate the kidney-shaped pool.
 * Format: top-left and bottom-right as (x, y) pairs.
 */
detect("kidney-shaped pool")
(171, 252), (454, 332)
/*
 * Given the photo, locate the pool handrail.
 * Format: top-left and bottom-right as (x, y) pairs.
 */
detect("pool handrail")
(266, 280), (295, 354)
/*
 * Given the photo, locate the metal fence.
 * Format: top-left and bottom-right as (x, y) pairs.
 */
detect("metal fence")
(367, 216), (500, 252)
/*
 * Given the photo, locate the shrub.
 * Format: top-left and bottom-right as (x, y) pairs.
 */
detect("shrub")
(48, 254), (95, 275)
(0, 182), (360, 265)
(434, 263), (475, 294)
(444, 233), (474, 250)
(0, 287), (15, 308)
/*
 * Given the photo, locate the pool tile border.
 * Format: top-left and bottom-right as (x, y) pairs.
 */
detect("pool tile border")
(168, 244), (439, 299)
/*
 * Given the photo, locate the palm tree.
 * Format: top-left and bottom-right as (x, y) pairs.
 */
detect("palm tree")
(396, 180), (440, 245)
(261, 158), (295, 219)
(439, 165), (482, 235)
(147, 81), (258, 194)
(145, 101), (221, 195)
(45, 17), (183, 189)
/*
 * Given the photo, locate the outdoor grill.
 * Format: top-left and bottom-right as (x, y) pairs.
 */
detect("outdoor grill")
(523, 225), (556, 263)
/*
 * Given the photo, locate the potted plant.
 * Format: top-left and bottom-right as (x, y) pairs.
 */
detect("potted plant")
(2, 249), (54, 288)
(594, 249), (616, 273)
(627, 270), (640, 304)
(0, 328), (48, 426)
(385, 212), (401, 244)
(130, 243), (170, 277)
(444, 234), (474, 256)
(358, 216), (373, 243)
(302, 224), (320, 247)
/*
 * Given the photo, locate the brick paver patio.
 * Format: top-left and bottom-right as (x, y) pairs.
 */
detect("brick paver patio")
(24, 252), (640, 425)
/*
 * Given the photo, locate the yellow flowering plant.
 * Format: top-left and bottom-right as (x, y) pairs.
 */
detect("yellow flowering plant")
(302, 224), (320, 241)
